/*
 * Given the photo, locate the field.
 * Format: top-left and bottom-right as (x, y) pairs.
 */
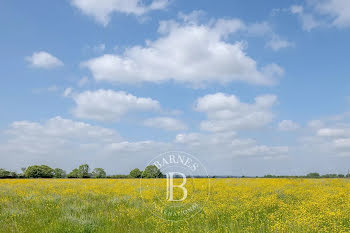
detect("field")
(1, 179), (350, 232)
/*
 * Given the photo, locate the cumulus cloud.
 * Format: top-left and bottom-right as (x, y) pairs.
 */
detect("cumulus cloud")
(308, 119), (324, 129)
(26, 51), (63, 69)
(72, 89), (160, 121)
(0, 116), (171, 173)
(70, 0), (169, 26)
(0, 116), (120, 158)
(315, 0), (350, 28)
(291, 0), (350, 30)
(266, 35), (294, 51)
(175, 132), (288, 159)
(290, 5), (303, 14)
(290, 5), (321, 31)
(195, 93), (277, 132)
(105, 140), (167, 152)
(0, 116), (289, 175)
(278, 120), (300, 131)
(143, 117), (187, 131)
(317, 128), (348, 137)
(301, 114), (350, 157)
(333, 138), (350, 149)
(82, 16), (284, 87)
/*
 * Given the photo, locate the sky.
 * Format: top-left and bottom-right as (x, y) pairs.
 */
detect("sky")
(1, 0), (350, 176)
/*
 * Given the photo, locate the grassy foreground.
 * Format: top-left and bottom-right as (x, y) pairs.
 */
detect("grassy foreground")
(0, 178), (350, 232)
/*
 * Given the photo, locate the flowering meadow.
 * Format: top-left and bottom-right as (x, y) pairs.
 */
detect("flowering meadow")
(1, 178), (350, 232)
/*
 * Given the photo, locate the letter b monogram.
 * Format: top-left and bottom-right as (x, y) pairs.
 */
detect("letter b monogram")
(166, 172), (187, 201)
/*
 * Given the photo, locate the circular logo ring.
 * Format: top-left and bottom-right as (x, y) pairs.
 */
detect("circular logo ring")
(140, 151), (210, 221)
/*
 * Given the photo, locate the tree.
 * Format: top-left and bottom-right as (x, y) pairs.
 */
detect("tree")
(25, 165), (54, 178)
(129, 168), (142, 178)
(0, 169), (17, 178)
(53, 168), (66, 178)
(322, 174), (338, 178)
(0, 169), (10, 178)
(142, 165), (163, 178)
(67, 168), (80, 178)
(18, 167), (26, 178)
(78, 164), (90, 178)
(92, 168), (106, 178)
(306, 172), (320, 178)
(67, 164), (91, 178)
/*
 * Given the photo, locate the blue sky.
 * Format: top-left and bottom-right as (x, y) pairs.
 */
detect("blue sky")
(1, 0), (350, 176)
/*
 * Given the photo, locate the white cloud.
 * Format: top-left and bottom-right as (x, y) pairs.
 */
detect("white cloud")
(317, 128), (348, 137)
(0, 116), (290, 175)
(195, 93), (277, 132)
(278, 120), (300, 131)
(82, 16), (284, 87)
(266, 35), (294, 51)
(290, 5), (321, 31)
(334, 138), (350, 148)
(8, 116), (119, 140)
(2, 116), (120, 157)
(105, 140), (166, 152)
(315, 0), (350, 28)
(32, 85), (59, 94)
(26, 51), (63, 69)
(308, 120), (324, 128)
(177, 10), (206, 23)
(300, 115), (350, 157)
(47, 85), (59, 92)
(70, 0), (169, 26)
(245, 21), (272, 36)
(291, 5), (303, 14)
(143, 117), (187, 131)
(72, 89), (160, 121)
(63, 87), (73, 97)
(175, 132), (288, 159)
(0, 116), (172, 173)
(291, 1), (350, 30)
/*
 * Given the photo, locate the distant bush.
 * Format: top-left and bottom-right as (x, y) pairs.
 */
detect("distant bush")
(4, 164), (350, 179)
(67, 164), (91, 178)
(264, 174), (276, 178)
(53, 168), (66, 178)
(129, 168), (142, 178)
(25, 165), (54, 178)
(0, 169), (17, 178)
(92, 168), (106, 178)
(322, 174), (338, 178)
(142, 165), (163, 178)
(306, 173), (320, 178)
(67, 169), (80, 178)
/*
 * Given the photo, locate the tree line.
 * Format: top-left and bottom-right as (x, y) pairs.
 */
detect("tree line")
(264, 172), (350, 178)
(1, 165), (350, 179)
(0, 164), (163, 179)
